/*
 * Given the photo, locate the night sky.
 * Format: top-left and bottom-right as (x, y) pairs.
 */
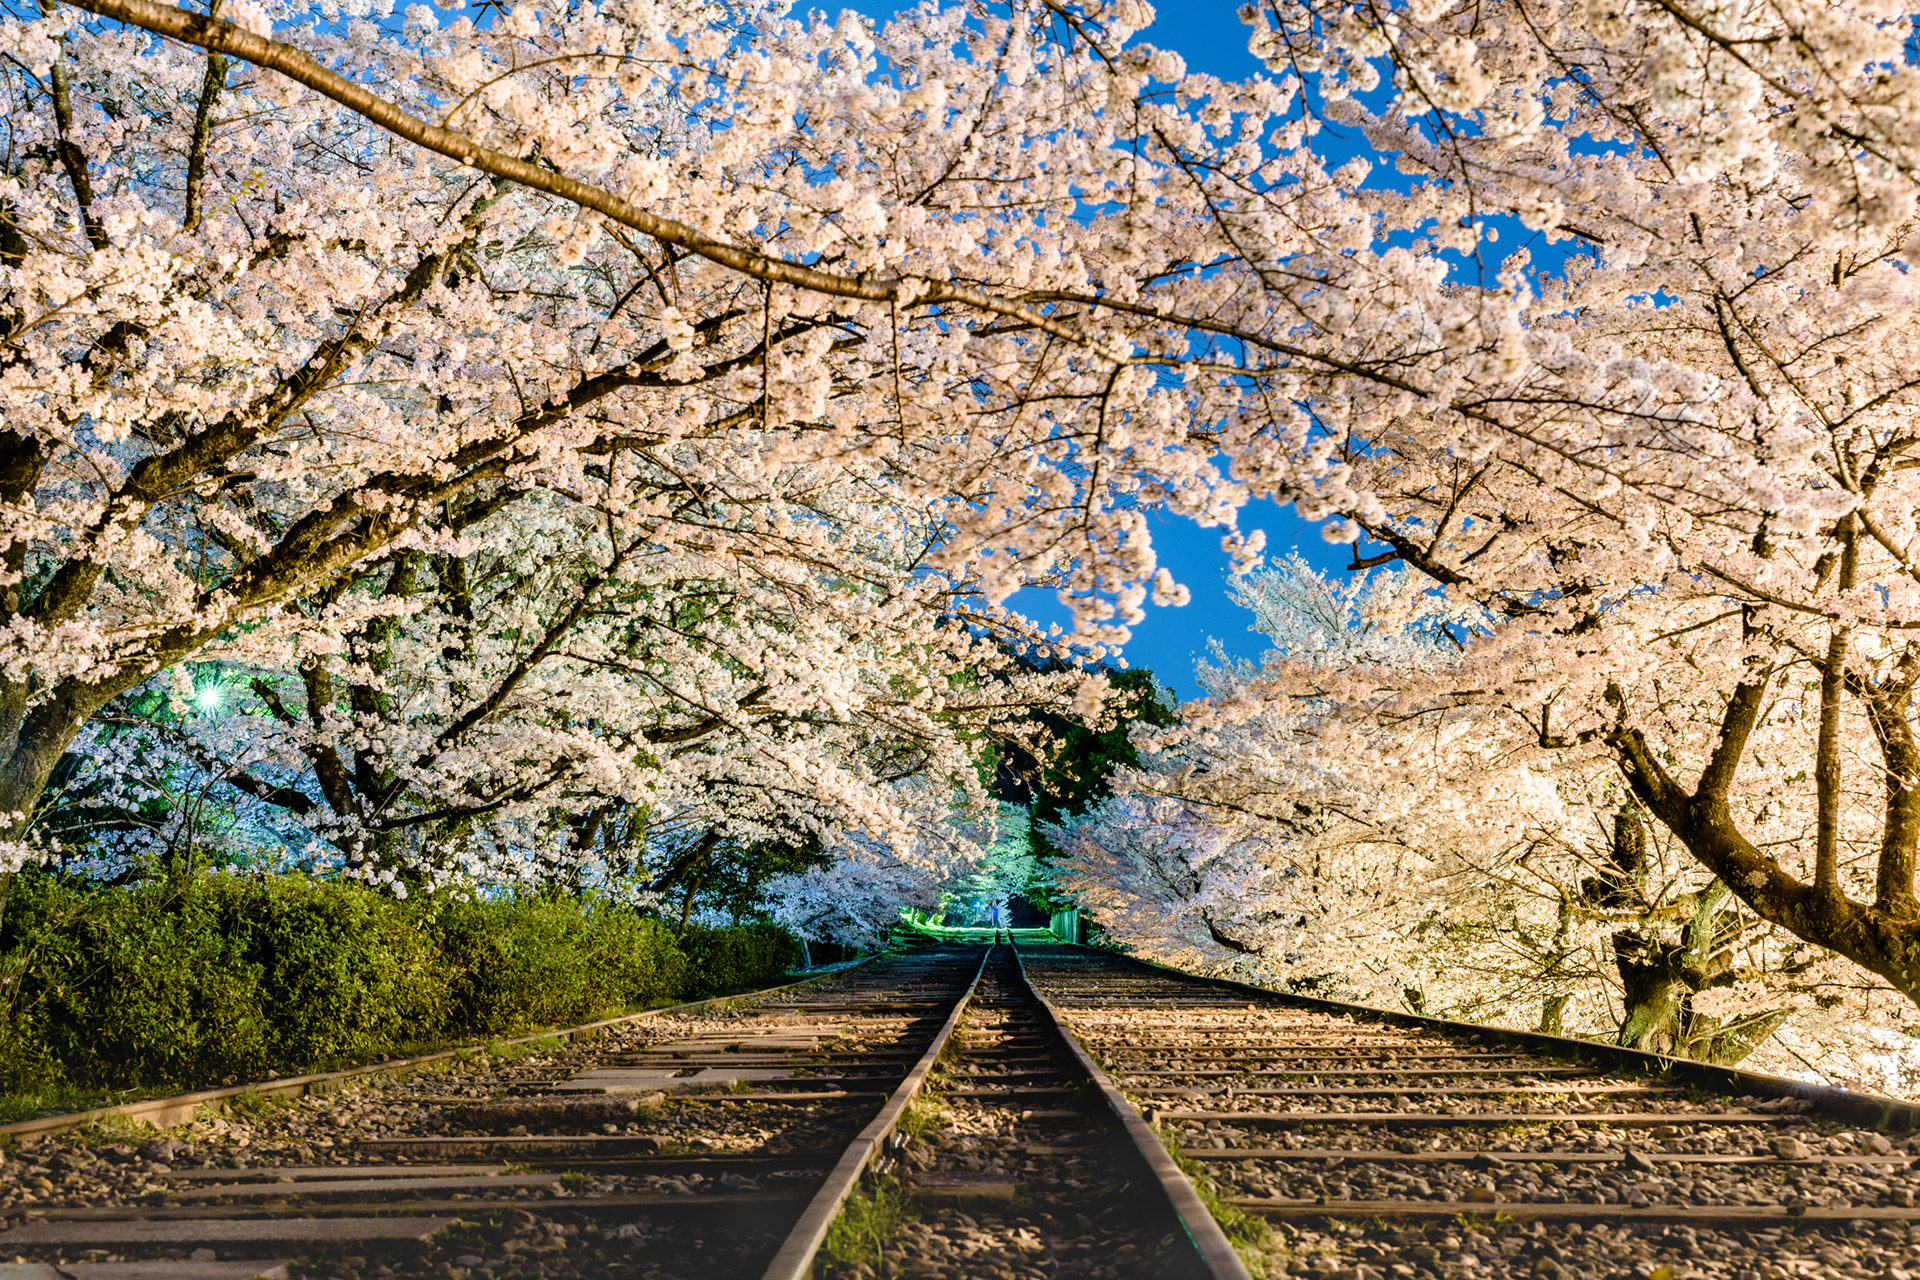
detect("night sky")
(843, 0), (1361, 699)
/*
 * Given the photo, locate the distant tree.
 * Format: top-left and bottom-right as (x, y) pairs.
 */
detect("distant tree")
(1031, 669), (1180, 836)
(980, 661), (1176, 913)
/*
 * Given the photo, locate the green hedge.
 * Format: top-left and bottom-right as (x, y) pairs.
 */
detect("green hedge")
(678, 922), (803, 998)
(435, 894), (687, 1033)
(0, 872), (798, 1094)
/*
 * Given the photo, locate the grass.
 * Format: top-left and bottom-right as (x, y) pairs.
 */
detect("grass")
(819, 1173), (915, 1275)
(63, 1112), (194, 1146)
(482, 1035), (567, 1061)
(897, 1096), (950, 1140)
(0, 1082), (133, 1126)
(1164, 1133), (1273, 1277)
(224, 1088), (292, 1123)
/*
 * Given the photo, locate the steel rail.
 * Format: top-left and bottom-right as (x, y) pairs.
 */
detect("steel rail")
(0, 957), (879, 1141)
(758, 944), (994, 1280)
(1007, 938), (1255, 1280)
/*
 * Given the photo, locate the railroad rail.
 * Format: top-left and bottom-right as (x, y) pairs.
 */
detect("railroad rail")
(2, 934), (1917, 1279)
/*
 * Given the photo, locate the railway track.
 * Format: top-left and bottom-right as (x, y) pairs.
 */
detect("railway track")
(0, 937), (1243, 1280)
(1020, 943), (1920, 1280)
(816, 941), (1240, 1280)
(0, 942), (984, 1280)
(3, 933), (1917, 1279)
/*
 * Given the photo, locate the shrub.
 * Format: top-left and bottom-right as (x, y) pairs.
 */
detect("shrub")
(0, 874), (273, 1088)
(0, 869), (801, 1098)
(434, 893), (687, 1035)
(232, 878), (451, 1070)
(678, 922), (803, 997)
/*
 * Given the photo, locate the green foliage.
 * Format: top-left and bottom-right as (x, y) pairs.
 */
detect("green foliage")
(698, 837), (831, 924)
(987, 667), (1177, 915)
(240, 876), (451, 1066)
(0, 870), (798, 1098)
(0, 875), (278, 1088)
(676, 922), (802, 997)
(434, 893), (686, 1034)
(1032, 669), (1178, 832)
(1164, 1134), (1273, 1276)
(819, 1173), (914, 1275)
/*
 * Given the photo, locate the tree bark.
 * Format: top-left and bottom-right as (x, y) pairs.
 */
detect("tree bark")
(1607, 679), (1920, 1006)
(1613, 930), (1689, 1053)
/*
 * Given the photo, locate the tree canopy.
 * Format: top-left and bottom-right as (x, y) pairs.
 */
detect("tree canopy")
(11, 0), (1920, 1060)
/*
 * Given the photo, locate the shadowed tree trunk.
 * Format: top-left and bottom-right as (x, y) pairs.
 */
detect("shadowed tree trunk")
(1609, 667), (1920, 1007)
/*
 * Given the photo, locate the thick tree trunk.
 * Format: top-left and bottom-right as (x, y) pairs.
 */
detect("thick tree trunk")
(1613, 931), (1689, 1053)
(0, 675), (128, 931)
(1608, 679), (1920, 1007)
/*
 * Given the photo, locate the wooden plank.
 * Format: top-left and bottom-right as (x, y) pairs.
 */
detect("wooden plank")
(1182, 1147), (1915, 1166)
(941, 1087), (1078, 1099)
(671, 1090), (886, 1103)
(1130, 1085), (1683, 1099)
(164, 1165), (506, 1181)
(1097, 1051), (1527, 1062)
(34, 1193), (807, 1222)
(487, 1153), (836, 1174)
(64, 1265), (289, 1280)
(0, 1218), (458, 1247)
(1118, 1067), (1593, 1079)
(170, 1174), (563, 1200)
(909, 1179), (1018, 1203)
(355, 1135), (668, 1158)
(1232, 1197), (1920, 1225)
(0, 1265), (292, 1280)
(1150, 1110), (1797, 1127)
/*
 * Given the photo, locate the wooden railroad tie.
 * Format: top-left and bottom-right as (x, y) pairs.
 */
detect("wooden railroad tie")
(1181, 1147), (1916, 1167)
(1149, 1110), (1805, 1127)
(1231, 1198), (1920, 1226)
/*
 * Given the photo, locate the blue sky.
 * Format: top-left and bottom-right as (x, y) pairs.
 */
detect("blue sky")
(843, 0), (1358, 699)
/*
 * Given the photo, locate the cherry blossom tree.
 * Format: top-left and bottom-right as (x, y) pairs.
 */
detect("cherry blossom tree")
(765, 818), (988, 949)
(50, 472), (1086, 901)
(1223, 0), (1920, 1003)
(0, 0), (1284, 910)
(1054, 559), (1916, 1082)
(34, 0), (1920, 1018)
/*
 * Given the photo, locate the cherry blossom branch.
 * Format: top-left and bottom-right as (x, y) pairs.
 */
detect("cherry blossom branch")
(61, 0), (1135, 363)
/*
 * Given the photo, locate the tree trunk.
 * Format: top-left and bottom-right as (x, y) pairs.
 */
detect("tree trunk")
(1608, 685), (1920, 1007)
(1613, 931), (1689, 1053)
(0, 684), (118, 933)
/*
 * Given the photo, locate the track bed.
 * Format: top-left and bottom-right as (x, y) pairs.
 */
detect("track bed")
(825, 945), (1221, 1280)
(8, 938), (1919, 1280)
(1020, 945), (1920, 1280)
